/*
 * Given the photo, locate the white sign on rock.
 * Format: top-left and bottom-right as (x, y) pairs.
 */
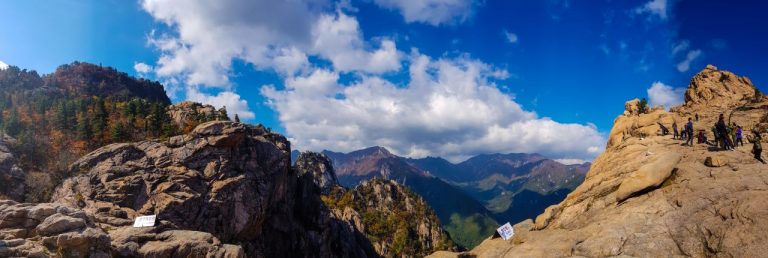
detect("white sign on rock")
(497, 222), (515, 241)
(133, 215), (157, 228)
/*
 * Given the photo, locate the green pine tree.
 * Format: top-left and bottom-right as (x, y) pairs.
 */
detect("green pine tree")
(77, 113), (92, 140)
(93, 98), (108, 139)
(111, 122), (127, 142)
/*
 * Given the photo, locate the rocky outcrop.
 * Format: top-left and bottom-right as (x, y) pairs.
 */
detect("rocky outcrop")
(47, 120), (376, 257)
(325, 179), (456, 257)
(295, 151), (339, 194)
(0, 135), (25, 201)
(682, 64), (762, 109)
(0, 200), (111, 258)
(108, 225), (244, 257)
(430, 65), (768, 257)
(168, 101), (230, 133)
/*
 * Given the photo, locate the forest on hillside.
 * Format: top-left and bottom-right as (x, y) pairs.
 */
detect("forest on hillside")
(0, 62), (227, 202)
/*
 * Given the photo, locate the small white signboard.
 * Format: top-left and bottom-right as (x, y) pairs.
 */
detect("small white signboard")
(497, 222), (515, 240)
(133, 215), (157, 228)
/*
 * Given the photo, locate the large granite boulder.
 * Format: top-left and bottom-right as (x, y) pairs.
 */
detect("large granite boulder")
(50, 121), (377, 257)
(0, 200), (111, 258)
(430, 65), (768, 257)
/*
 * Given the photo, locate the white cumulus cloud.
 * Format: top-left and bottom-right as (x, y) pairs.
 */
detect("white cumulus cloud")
(635, 0), (668, 20)
(372, 0), (477, 26)
(186, 87), (256, 120)
(134, 62), (152, 74)
(676, 49), (702, 72)
(262, 53), (605, 162)
(647, 81), (685, 109)
(504, 31), (518, 44)
(311, 12), (402, 74)
(140, 0), (406, 121)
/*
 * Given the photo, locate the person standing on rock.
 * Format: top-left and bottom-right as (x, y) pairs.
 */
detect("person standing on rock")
(686, 118), (694, 146)
(736, 125), (744, 147)
(712, 125), (721, 147)
(695, 113), (699, 121)
(673, 121), (679, 140)
(747, 131), (765, 164)
(717, 114), (732, 150)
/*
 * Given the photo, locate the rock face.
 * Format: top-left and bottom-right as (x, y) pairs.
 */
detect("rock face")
(430, 65), (768, 257)
(0, 200), (111, 258)
(0, 135), (25, 201)
(295, 151), (339, 194)
(168, 101), (230, 133)
(324, 179), (456, 257)
(49, 121), (377, 257)
(682, 64), (762, 109)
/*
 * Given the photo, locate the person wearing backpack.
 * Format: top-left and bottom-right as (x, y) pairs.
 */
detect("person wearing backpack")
(747, 131), (765, 164)
(685, 118), (694, 146)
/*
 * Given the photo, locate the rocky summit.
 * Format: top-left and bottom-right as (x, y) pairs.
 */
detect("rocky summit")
(0, 121), (383, 257)
(430, 65), (768, 257)
(0, 112), (460, 258)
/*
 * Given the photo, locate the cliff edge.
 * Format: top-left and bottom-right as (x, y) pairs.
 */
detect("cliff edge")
(430, 65), (768, 257)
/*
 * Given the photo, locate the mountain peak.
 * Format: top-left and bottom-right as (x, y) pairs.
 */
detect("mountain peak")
(679, 64), (762, 110)
(351, 146), (393, 157)
(437, 66), (768, 257)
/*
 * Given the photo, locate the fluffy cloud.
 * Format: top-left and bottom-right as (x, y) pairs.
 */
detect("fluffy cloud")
(141, 0), (327, 87)
(186, 87), (256, 120)
(504, 31), (518, 44)
(134, 62), (152, 74)
(555, 159), (588, 165)
(311, 12), (401, 73)
(671, 40), (689, 55)
(372, 0), (477, 26)
(0, 60), (8, 70)
(635, 0), (668, 20)
(262, 53), (605, 162)
(140, 0), (403, 120)
(647, 81), (685, 109)
(676, 49), (702, 72)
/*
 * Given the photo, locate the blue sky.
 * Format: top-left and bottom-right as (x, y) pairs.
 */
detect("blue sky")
(1, 0), (766, 162)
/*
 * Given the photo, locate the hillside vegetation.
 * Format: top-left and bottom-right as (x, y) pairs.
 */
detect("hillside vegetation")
(0, 62), (227, 202)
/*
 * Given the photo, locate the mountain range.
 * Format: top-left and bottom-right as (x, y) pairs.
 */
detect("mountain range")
(290, 146), (590, 248)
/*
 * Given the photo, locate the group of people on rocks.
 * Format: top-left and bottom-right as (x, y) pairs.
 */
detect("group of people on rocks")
(665, 114), (765, 164)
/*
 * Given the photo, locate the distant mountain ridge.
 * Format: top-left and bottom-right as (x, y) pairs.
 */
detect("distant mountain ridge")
(320, 147), (499, 249)
(302, 146), (590, 249)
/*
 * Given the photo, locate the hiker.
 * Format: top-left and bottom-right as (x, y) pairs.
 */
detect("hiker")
(672, 121), (679, 140)
(681, 128), (687, 140)
(716, 114), (732, 150)
(747, 131), (766, 164)
(697, 130), (708, 144)
(685, 118), (694, 146)
(658, 122), (669, 136)
(736, 125), (744, 147)
(712, 125), (720, 147)
(695, 113), (699, 121)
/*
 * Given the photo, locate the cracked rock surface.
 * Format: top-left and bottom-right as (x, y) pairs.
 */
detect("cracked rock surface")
(430, 65), (768, 257)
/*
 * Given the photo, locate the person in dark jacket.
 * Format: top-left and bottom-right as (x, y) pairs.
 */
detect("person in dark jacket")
(716, 114), (732, 150)
(685, 118), (694, 146)
(736, 125), (744, 147)
(747, 131), (765, 164)
(672, 121), (679, 140)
